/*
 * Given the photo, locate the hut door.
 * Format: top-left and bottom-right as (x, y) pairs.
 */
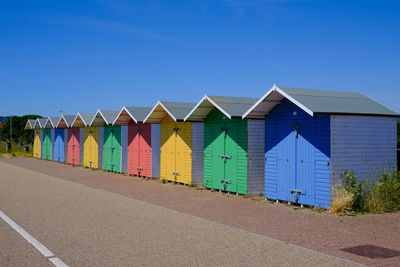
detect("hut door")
(104, 126), (121, 172)
(224, 121), (238, 192)
(34, 129), (41, 158)
(277, 119), (313, 204)
(103, 126), (113, 171)
(54, 129), (63, 162)
(139, 124), (151, 177)
(112, 126), (122, 172)
(128, 124), (141, 175)
(43, 129), (51, 160)
(68, 128), (78, 165)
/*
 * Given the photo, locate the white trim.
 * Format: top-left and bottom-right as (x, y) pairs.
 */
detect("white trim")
(184, 95), (232, 121)
(124, 107), (138, 124)
(242, 85), (276, 119)
(143, 102), (160, 123)
(206, 96), (232, 119)
(112, 106), (137, 125)
(143, 101), (177, 123)
(275, 87), (314, 116)
(242, 85), (314, 118)
(159, 102), (178, 121)
(56, 115), (73, 128)
(24, 120), (33, 130)
(44, 117), (54, 128)
(56, 116), (64, 128)
(90, 109), (110, 125)
(37, 118), (47, 129)
(71, 113), (90, 128)
(89, 109), (101, 126)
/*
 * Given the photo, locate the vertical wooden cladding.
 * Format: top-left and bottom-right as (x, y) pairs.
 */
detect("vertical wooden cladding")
(42, 129), (52, 160)
(67, 127), (80, 165)
(54, 129), (65, 163)
(264, 99), (331, 208)
(103, 125), (122, 172)
(160, 115), (193, 184)
(128, 122), (152, 177)
(33, 129), (41, 158)
(83, 127), (99, 168)
(203, 109), (248, 194)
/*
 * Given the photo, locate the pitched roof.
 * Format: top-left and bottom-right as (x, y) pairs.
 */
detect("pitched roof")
(44, 117), (60, 128)
(144, 101), (197, 123)
(185, 95), (258, 121)
(24, 119), (36, 130)
(243, 85), (399, 118)
(113, 106), (152, 125)
(56, 115), (76, 128)
(90, 109), (120, 126)
(72, 113), (95, 127)
(36, 118), (48, 128)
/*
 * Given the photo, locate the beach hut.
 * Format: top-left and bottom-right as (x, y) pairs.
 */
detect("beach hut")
(24, 119), (38, 156)
(185, 95), (263, 195)
(36, 118), (48, 160)
(72, 113), (100, 168)
(144, 101), (202, 185)
(56, 115), (75, 163)
(24, 119), (36, 130)
(30, 120), (42, 158)
(243, 85), (399, 208)
(57, 115), (80, 165)
(91, 110), (124, 172)
(114, 106), (160, 177)
(44, 117), (60, 161)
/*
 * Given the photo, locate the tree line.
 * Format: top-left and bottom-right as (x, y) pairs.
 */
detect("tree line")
(0, 115), (42, 145)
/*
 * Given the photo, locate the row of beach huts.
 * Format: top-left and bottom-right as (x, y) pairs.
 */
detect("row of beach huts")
(25, 85), (398, 209)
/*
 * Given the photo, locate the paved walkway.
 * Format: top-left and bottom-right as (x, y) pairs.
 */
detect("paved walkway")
(0, 161), (359, 266)
(2, 157), (399, 266)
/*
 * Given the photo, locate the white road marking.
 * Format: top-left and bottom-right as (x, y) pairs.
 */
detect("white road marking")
(0, 210), (68, 267)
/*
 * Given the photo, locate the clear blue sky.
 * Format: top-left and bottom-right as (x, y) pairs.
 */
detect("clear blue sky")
(1, 0), (399, 116)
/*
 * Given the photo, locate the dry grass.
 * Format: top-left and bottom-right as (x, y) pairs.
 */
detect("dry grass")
(329, 187), (354, 215)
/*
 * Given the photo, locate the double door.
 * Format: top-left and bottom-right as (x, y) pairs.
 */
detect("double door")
(275, 118), (314, 205)
(54, 129), (64, 162)
(84, 127), (99, 168)
(128, 124), (151, 176)
(160, 117), (192, 184)
(33, 129), (41, 158)
(103, 125), (121, 172)
(205, 120), (246, 193)
(67, 128), (80, 165)
(42, 129), (52, 160)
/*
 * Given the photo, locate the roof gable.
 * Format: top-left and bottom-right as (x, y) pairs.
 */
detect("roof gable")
(56, 115), (76, 128)
(113, 106), (152, 125)
(72, 113), (95, 127)
(243, 85), (399, 119)
(144, 101), (196, 123)
(185, 95), (258, 121)
(24, 119), (36, 130)
(90, 109), (120, 126)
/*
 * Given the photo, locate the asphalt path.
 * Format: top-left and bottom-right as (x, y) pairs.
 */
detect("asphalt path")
(0, 161), (360, 266)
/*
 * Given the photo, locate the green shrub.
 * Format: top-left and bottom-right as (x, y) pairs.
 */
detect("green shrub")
(333, 170), (400, 214)
(365, 171), (400, 213)
(341, 170), (365, 211)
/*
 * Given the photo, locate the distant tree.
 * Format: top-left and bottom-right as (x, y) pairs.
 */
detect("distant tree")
(1, 115), (42, 144)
